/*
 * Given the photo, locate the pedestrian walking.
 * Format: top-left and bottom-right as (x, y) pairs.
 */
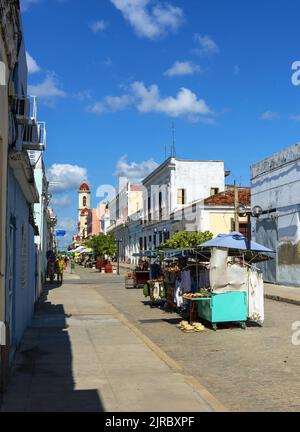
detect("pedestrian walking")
(64, 256), (68, 270)
(46, 256), (56, 283)
(56, 255), (65, 284)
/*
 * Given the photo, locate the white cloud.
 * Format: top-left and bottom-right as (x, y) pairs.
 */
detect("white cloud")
(26, 52), (41, 74)
(194, 34), (219, 56)
(47, 164), (88, 194)
(51, 195), (72, 208)
(28, 73), (66, 99)
(90, 20), (109, 33)
(260, 111), (280, 121)
(115, 155), (158, 183)
(164, 60), (201, 77)
(88, 81), (213, 121)
(87, 94), (133, 114)
(56, 217), (77, 232)
(110, 0), (184, 39)
(55, 217), (77, 249)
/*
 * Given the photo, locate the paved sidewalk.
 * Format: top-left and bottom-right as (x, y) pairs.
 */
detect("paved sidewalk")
(0, 270), (224, 412)
(264, 283), (300, 306)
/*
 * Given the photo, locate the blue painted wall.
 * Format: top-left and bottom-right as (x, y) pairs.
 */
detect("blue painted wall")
(5, 37), (37, 354)
(5, 169), (36, 349)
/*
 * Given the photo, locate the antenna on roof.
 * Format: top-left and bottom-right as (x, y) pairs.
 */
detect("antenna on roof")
(171, 122), (176, 158)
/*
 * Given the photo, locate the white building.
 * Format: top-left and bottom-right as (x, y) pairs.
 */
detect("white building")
(251, 143), (300, 286)
(107, 183), (143, 262)
(141, 157), (226, 250)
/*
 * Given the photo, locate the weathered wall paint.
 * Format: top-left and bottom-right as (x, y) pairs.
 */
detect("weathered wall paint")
(251, 143), (300, 286)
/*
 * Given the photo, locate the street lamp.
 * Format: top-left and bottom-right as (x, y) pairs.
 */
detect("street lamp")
(236, 205), (263, 249)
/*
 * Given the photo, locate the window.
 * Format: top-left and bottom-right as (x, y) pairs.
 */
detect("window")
(83, 196), (87, 207)
(139, 237), (143, 251)
(159, 231), (163, 244)
(210, 188), (219, 196)
(159, 192), (162, 220)
(148, 197), (152, 222)
(177, 189), (186, 205)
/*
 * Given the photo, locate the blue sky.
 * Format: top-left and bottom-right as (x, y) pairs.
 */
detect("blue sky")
(21, 0), (300, 246)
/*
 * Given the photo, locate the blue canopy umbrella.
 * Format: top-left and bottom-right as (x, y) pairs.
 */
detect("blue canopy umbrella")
(198, 231), (275, 253)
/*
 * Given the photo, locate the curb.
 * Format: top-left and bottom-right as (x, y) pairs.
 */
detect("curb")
(111, 307), (229, 412)
(265, 294), (300, 307)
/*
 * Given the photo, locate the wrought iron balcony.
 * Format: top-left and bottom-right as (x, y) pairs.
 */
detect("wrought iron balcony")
(23, 121), (46, 152)
(14, 95), (37, 125)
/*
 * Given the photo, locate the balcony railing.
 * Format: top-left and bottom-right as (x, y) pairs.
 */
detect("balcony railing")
(23, 121), (46, 152)
(14, 95), (37, 125)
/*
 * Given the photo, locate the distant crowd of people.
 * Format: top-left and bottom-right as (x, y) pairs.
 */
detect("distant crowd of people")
(46, 251), (69, 284)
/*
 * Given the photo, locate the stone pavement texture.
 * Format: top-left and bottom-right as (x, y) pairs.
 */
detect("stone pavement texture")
(0, 269), (221, 412)
(73, 267), (300, 412)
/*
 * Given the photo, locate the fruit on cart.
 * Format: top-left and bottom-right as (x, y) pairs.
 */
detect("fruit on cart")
(183, 293), (207, 299)
(164, 265), (181, 273)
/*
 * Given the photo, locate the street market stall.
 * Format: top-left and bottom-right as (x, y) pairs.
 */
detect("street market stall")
(191, 231), (275, 330)
(125, 251), (158, 288)
(140, 232), (275, 332)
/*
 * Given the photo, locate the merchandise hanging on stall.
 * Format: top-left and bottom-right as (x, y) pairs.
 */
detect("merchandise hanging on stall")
(139, 231), (274, 333)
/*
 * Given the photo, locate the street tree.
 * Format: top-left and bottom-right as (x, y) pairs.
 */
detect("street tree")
(86, 233), (117, 259)
(160, 231), (213, 249)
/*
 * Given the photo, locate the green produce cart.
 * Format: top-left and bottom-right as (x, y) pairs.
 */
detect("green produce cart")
(190, 291), (247, 331)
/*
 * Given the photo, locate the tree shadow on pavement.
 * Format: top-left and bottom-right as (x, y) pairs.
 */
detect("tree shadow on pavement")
(0, 282), (104, 412)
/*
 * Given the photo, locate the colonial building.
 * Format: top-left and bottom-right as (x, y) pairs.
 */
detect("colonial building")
(87, 204), (109, 238)
(0, 0), (50, 389)
(140, 157), (227, 251)
(108, 157), (233, 263)
(107, 182), (143, 262)
(251, 143), (300, 286)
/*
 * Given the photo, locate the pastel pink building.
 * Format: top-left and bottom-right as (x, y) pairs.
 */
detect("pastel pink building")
(87, 204), (109, 237)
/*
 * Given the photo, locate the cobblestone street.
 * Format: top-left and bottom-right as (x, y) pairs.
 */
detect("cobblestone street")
(74, 267), (300, 412)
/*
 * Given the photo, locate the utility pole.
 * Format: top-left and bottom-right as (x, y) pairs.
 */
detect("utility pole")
(234, 181), (240, 232)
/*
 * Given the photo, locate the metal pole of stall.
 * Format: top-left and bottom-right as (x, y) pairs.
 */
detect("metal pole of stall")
(247, 212), (252, 251)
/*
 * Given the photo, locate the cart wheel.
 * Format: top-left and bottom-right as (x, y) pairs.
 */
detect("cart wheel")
(212, 323), (217, 331)
(240, 322), (247, 330)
